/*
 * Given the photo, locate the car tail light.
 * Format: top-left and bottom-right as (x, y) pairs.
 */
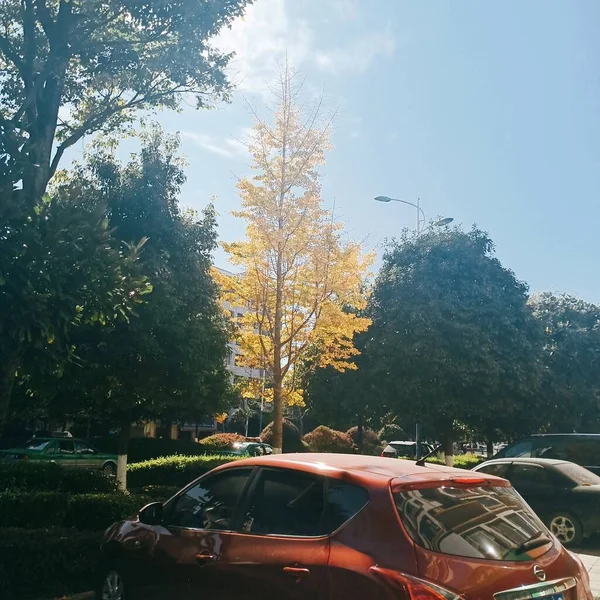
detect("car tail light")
(370, 566), (462, 600)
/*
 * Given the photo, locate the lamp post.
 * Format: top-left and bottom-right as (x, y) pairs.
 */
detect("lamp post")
(374, 196), (453, 235)
(374, 195), (453, 458)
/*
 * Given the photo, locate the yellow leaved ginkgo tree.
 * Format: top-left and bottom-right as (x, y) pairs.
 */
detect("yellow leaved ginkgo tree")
(215, 64), (373, 453)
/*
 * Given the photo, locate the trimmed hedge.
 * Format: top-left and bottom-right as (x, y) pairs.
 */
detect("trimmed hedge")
(261, 419), (305, 453)
(200, 433), (245, 452)
(0, 461), (116, 493)
(0, 491), (146, 530)
(303, 426), (355, 453)
(92, 436), (210, 463)
(0, 528), (102, 600)
(127, 454), (241, 488)
(346, 427), (382, 455)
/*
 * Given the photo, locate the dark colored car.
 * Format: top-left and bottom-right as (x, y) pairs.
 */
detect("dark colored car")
(98, 453), (591, 600)
(473, 457), (600, 546)
(0, 436), (118, 473)
(494, 434), (600, 475)
(218, 441), (274, 457)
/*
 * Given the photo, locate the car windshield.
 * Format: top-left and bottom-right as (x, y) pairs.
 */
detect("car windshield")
(395, 485), (548, 562)
(23, 439), (52, 451)
(557, 463), (600, 486)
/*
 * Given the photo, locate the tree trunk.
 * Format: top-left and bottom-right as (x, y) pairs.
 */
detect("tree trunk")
(357, 413), (364, 454)
(272, 244), (284, 453)
(0, 348), (21, 439)
(486, 439), (494, 458)
(443, 436), (454, 467)
(117, 409), (132, 491)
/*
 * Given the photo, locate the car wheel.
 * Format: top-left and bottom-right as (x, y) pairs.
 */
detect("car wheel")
(548, 512), (583, 547)
(98, 566), (128, 600)
(102, 461), (117, 476)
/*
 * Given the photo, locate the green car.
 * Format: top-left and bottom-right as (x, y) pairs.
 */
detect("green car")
(218, 441), (274, 457)
(0, 437), (118, 474)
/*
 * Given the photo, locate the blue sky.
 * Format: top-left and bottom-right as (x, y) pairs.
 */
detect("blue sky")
(121, 0), (600, 302)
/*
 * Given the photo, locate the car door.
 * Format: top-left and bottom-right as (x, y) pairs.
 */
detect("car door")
(56, 439), (81, 468)
(506, 463), (556, 518)
(223, 467), (330, 600)
(74, 440), (99, 469)
(134, 467), (255, 600)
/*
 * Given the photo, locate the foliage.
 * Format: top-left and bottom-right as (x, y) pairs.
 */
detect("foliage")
(216, 63), (372, 450)
(0, 461), (116, 493)
(378, 423), (408, 443)
(0, 528), (102, 600)
(346, 427), (381, 455)
(127, 455), (241, 488)
(0, 0), (251, 435)
(0, 491), (144, 530)
(40, 129), (231, 488)
(0, 0), (252, 202)
(401, 454), (485, 469)
(200, 433), (245, 452)
(529, 293), (600, 432)
(260, 418), (306, 453)
(303, 426), (355, 454)
(365, 226), (544, 447)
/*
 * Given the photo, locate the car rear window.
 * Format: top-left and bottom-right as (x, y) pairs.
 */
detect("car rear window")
(556, 463), (600, 486)
(394, 485), (548, 561)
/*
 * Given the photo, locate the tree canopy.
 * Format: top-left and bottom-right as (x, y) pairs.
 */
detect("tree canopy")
(365, 226), (544, 450)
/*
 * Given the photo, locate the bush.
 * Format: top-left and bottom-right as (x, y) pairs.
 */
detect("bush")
(200, 433), (245, 452)
(0, 461), (116, 493)
(92, 436), (211, 463)
(378, 423), (407, 443)
(0, 528), (102, 599)
(0, 491), (147, 530)
(401, 454), (485, 469)
(303, 426), (355, 454)
(346, 427), (381, 455)
(261, 419), (305, 453)
(127, 454), (241, 488)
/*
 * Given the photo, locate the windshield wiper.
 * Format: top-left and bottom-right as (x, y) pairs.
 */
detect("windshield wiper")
(514, 532), (552, 555)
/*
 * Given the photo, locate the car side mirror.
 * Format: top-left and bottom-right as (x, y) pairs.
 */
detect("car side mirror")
(138, 502), (163, 525)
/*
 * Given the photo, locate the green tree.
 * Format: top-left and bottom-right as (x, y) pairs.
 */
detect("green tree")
(530, 292), (600, 432)
(0, 0), (252, 205)
(43, 129), (231, 488)
(365, 226), (543, 463)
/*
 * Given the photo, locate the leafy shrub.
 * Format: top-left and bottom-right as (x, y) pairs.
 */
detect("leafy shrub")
(0, 492), (147, 530)
(303, 426), (355, 454)
(132, 484), (180, 500)
(261, 418), (305, 453)
(0, 461), (116, 493)
(346, 427), (381, 455)
(200, 433), (245, 452)
(0, 528), (102, 599)
(378, 423), (406, 443)
(127, 454), (241, 488)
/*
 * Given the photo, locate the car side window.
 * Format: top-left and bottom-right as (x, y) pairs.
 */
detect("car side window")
(75, 441), (96, 454)
(504, 440), (533, 458)
(243, 469), (326, 537)
(166, 469), (252, 530)
(509, 464), (551, 486)
(59, 441), (75, 454)
(325, 480), (369, 532)
(476, 463), (510, 478)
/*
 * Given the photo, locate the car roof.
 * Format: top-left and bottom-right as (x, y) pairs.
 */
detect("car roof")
(388, 441), (416, 445)
(227, 453), (503, 487)
(530, 433), (600, 438)
(477, 457), (570, 467)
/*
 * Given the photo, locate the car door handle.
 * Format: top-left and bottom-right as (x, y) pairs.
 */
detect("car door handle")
(194, 552), (216, 564)
(283, 567), (311, 579)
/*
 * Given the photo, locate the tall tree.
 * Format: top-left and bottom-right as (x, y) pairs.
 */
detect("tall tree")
(0, 0), (252, 205)
(366, 226), (543, 463)
(48, 128), (231, 488)
(216, 65), (372, 452)
(0, 0), (250, 435)
(530, 292), (600, 432)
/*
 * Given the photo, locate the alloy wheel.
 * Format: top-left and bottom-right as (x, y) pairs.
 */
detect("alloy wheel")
(550, 515), (576, 544)
(101, 570), (125, 600)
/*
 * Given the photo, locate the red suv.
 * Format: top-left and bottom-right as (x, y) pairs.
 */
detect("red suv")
(98, 454), (592, 600)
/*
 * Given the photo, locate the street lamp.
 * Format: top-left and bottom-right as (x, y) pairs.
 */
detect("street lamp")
(374, 195), (454, 459)
(374, 196), (453, 234)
